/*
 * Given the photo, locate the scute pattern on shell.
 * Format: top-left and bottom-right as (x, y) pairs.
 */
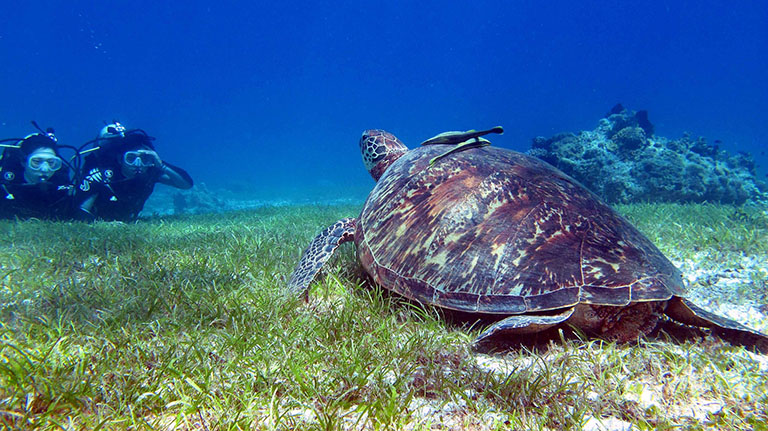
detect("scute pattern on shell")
(355, 145), (686, 315)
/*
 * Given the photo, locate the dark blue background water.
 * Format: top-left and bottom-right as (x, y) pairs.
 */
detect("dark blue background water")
(2, 1), (766, 201)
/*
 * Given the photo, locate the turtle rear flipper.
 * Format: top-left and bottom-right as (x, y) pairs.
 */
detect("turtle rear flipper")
(665, 297), (768, 353)
(474, 308), (575, 343)
(287, 218), (357, 296)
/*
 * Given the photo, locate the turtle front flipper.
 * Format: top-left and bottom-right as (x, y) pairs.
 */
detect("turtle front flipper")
(287, 217), (357, 296)
(474, 307), (575, 344)
(665, 297), (768, 353)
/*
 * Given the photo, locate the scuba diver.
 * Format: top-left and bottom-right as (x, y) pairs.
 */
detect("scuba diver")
(0, 124), (75, 220)
(76, 122), (193, 221)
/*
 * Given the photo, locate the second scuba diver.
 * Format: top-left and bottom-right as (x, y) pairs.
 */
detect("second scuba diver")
(76, 122), (193, 221)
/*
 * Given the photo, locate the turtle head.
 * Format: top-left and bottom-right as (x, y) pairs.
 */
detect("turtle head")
(359, 129), (408, 181)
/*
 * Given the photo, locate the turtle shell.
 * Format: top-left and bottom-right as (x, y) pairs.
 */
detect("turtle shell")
(355, 144), (685, 316)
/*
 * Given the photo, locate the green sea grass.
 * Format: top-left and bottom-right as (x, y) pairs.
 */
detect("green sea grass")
(1, 203), (766, 430)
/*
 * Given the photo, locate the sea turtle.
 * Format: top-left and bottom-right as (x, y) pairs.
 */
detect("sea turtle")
(287, 127), (768, 351)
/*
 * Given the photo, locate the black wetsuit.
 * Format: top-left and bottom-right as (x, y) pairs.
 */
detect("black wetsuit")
(0, 170), (74, 220)
(76, 161), (191, 222)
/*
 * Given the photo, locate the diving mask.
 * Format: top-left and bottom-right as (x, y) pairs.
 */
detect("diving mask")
(124, 150), (158, 167)
(28, 156), (63, 172)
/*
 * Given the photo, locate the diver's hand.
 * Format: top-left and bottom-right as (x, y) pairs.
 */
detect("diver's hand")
(151, 151), (163, 167)
(137, 149), (163, 167)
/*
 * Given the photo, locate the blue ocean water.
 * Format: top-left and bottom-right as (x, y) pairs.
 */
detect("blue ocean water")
(2, 1), (766, 203)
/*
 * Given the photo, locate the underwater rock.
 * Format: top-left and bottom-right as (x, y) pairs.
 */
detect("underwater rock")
(611, 126), (646, 152)
(529, 107), (768, 205)
(605, 103), (625, 117)
(634, 110), (654, 136)
(172, 183), (227, 215)
(142, 183), (234, 216)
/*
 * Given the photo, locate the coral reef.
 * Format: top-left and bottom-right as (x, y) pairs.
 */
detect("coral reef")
(529, 107), (768, 205)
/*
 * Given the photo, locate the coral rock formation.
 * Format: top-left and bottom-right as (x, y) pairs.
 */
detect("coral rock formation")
(528, 107), (767, 205)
